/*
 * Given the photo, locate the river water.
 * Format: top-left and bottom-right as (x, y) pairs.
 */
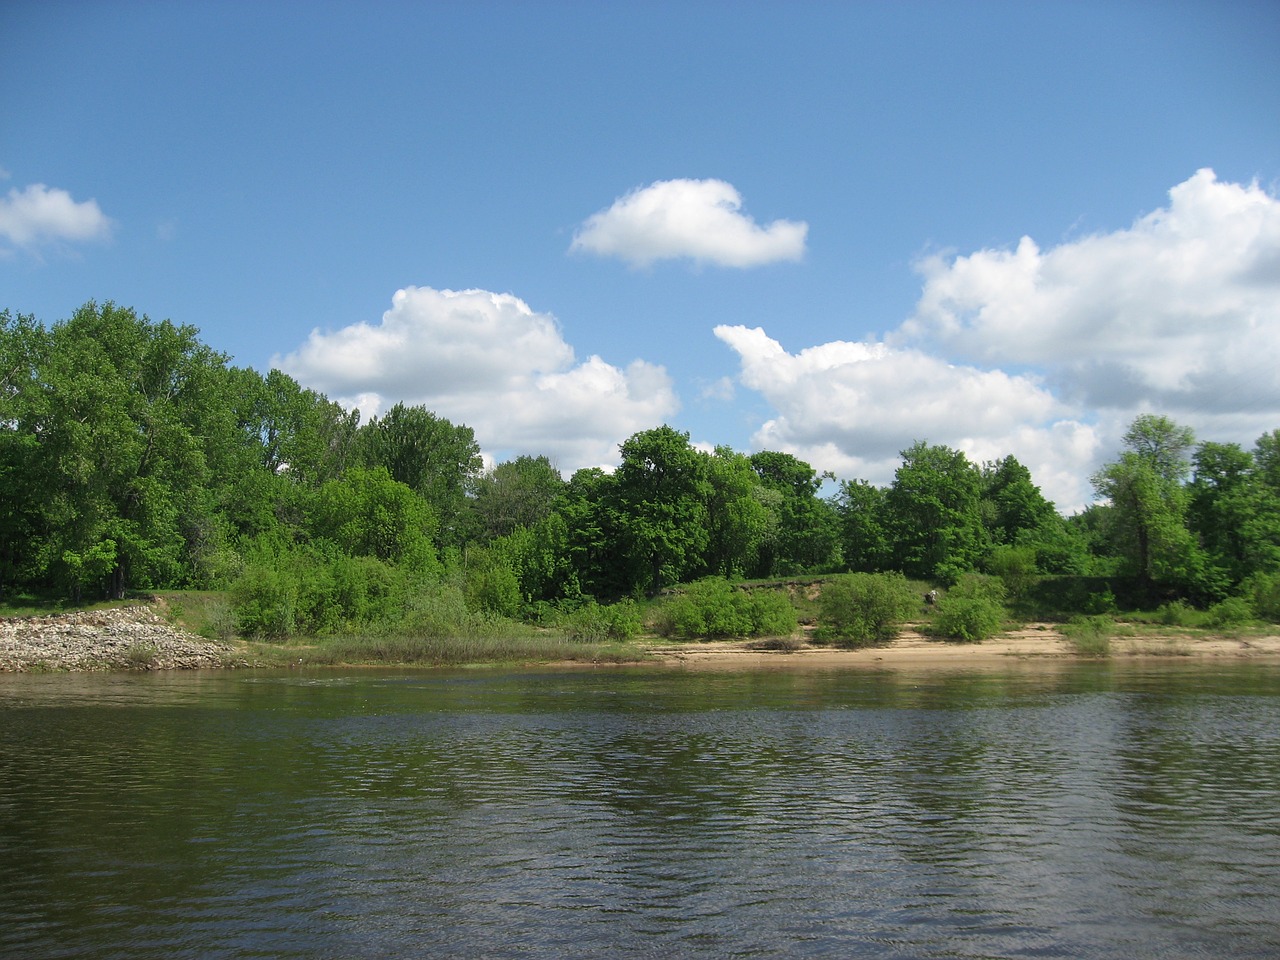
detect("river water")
(1, 661), (1278, 959)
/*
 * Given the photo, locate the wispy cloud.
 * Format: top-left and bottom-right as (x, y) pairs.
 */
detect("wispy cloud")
(571, 178), (807, 268)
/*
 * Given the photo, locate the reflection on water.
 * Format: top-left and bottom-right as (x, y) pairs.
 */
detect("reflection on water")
(2, 662), (1279, 958)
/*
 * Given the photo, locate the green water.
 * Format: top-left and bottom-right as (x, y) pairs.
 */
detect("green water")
(2, 661), (1278, 958)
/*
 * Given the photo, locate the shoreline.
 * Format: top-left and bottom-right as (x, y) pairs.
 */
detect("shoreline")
(639, 625), (1280, 671)
(3, 605), (1279, 674)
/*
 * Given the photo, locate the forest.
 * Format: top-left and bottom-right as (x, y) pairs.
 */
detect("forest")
(3, 302), (1280, 643)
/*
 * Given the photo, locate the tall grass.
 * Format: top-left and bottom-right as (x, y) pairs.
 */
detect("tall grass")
(1061, 615), (1113, 657)
(301, 626), (649, 666)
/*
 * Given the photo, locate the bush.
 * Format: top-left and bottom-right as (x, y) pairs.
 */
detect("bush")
(928, 573), (1007, 643)
(1156, 599), (1199, 627)
(1244, 570), (1280, 623)
(1204, 596), (1253, 628)
(814, 572), (918, 648)
(560, 599), (642, 642)
(655, 578), (797, 640)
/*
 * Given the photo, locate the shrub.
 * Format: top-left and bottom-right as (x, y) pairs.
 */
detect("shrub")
(560, 599), (642, 642)
(928, 573), (1007, 643)
(1156, 599), (1199, 627)
(1204, 596), (1253, 628)
(1244, 570), (1280, 623)
(656, 578), (797, 640)
(814, 572), (918, 648)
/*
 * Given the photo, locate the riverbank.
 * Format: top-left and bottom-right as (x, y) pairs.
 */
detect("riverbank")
(645, 624), (1280, 670)
(3, 605), (1279, 673)
(0, 606), (243, 672)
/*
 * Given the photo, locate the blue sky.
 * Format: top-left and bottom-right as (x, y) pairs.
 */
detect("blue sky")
(3, 1), (1279, 511)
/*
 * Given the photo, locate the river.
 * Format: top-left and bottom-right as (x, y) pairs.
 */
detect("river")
(2, 661), (1278, 958)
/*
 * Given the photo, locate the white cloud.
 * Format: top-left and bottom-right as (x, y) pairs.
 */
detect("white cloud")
(274, 286), (679, 473)
(0, 182), (113, 250)
(714, 324), (1099, 511)
(903, 168), (1280, 420)
(570, 178), (807, 268)
(716, 170), (1280, 513)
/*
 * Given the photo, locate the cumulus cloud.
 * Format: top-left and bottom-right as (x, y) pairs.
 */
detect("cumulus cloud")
(0, 182), (113, 251)
(570, 178), (807, 268)
(903, 168), (1280, 419)
(715, 170), (1280, 512)
(714, 325), (1099, 511)
(275, 286), (678, 472)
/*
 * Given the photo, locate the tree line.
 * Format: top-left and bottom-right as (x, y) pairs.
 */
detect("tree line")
(3, 302), (1278, 631)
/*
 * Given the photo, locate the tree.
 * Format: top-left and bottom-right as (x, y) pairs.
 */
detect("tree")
(311, 466), (438, 567)
(749, 450), (840, 575)
(26, 302), (238, 598)
(702, 447), (770, 579)
(612, 426), (711, 594)
(357, 403), (482, 545)
(470, 455), (565, 540)
(979, 455), (1057, 545)
(1091, 415), (1218, 599)
(884, 442), (987, 582)
(834, 479), (891, 573)
(0, 311), (49, 597)
(1189, 442), (1256, 583)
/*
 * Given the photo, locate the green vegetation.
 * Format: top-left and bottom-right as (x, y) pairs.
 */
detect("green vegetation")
(652, 578), (798, 641)
(1062, 615), (1113, 657)
(813, 572), (918, 648)
(926, 574), (1008, 643)
(4, 302), (1280, 666)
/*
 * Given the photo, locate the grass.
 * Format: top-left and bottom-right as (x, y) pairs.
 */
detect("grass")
(1061, 615), (1113, 657)
(292, 631), (650, 667)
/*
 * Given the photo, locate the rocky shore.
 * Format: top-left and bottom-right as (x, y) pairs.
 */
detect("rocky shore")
(0, 605), (239, 672)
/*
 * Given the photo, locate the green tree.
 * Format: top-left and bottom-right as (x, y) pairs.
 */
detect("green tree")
(979, 455), (1057, 545)
(612, 425), (711, 594)
(357, 403), (482, 545)
(311, 466), (439, 568)
(885, 442), (987, 582)
(0, 310), (49, 596)
(1091, 414), (1218, 599)
(749, 450), (840, 575)
(834, 479), (891, 573)
(470, 454), (565, 540)
(702, 447), (771, 579)
(27, 302), (236, 598)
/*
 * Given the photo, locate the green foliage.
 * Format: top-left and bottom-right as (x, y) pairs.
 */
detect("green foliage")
(1204, 596), (1253, 628)
(928, 573), (1007, 642)
(1244, 570), (1280, 622)
(613, 426), (711, 594)
(1155, 600), (1200, 627)
(814, 572), (918, 648)
(748, 450), (840, 575)
(885, 442), (988, 582)
(470, 455), (565, 540)
(654, 578), (797, 640)
(230, 547), (429, 638)
(356, 403), (482, 545)
(834, 479), (891, 573)
(559, 599), (642, 642)
(984, 543), (1038, 602)
(462, 547), (522, 619)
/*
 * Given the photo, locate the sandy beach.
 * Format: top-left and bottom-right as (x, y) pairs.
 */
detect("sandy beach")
(643, 624), (1280, 670)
